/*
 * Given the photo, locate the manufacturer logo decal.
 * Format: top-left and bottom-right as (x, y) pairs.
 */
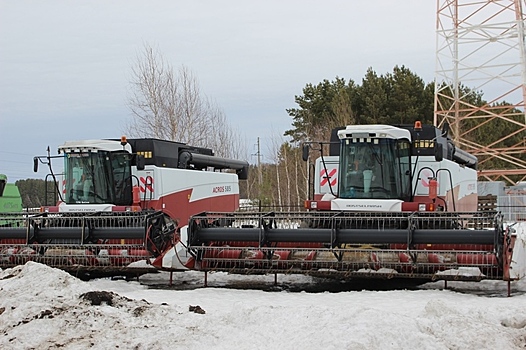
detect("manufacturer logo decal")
(212, 185), (232, 193)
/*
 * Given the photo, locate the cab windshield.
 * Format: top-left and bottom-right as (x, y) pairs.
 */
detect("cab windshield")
(339, 138), (411, 200)
(63, 151), (133, 205)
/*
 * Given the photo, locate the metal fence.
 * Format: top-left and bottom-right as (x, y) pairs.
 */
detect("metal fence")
(498, 195), (526, 222)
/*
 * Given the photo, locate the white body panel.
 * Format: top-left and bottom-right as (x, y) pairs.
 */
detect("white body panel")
(314, 156), (340, 196)
(413, 156), (477, 210)
(134, 167), (239, 202)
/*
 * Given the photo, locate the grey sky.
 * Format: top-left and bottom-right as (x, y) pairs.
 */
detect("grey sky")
(0, 1), (435, 181)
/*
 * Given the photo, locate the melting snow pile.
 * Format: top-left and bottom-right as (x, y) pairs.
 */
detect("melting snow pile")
(1, 262), (526, 349)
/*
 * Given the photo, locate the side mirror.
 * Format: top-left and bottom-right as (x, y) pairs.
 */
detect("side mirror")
(434, 143), (443, 162)
(302, 144), (309, 162)
(33, 157), (39, 172)
(136, 155), (145, 171)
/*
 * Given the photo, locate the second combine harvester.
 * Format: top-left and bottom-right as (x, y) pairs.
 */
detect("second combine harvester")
(181, 122), (521, 290)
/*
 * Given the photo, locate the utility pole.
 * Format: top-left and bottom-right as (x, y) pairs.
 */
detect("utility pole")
(257, 137), (262, 186)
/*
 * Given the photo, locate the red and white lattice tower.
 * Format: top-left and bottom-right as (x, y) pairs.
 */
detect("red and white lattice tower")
(435, 0), (526, 183)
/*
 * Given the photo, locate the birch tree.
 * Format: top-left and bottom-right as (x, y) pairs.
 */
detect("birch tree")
(125, 44), (242, 158)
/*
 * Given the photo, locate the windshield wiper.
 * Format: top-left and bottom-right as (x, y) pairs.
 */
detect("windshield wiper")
(367, 143), (383, 165)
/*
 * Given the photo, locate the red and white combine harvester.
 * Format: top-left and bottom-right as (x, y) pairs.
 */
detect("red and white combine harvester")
(179, 122), (524, 294)
(0, 137), (248, 278)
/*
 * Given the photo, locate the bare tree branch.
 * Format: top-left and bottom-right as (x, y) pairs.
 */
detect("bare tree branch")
(125, 43), (243, 159)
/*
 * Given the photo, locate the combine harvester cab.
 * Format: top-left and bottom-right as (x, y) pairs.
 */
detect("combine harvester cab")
(0, 137), (248, 279)
(184, 122), (524, 295)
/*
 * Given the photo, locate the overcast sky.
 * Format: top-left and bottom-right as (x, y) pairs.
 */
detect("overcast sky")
(0, 1), (435, 181)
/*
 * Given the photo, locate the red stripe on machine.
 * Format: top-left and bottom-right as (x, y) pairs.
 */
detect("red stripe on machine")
(320, 168), (337, 186)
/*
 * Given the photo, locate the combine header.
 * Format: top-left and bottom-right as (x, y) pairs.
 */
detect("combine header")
(185, 211), (508, 279)
(0, 137), (248, 278)
(174, 122), (522, 293)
